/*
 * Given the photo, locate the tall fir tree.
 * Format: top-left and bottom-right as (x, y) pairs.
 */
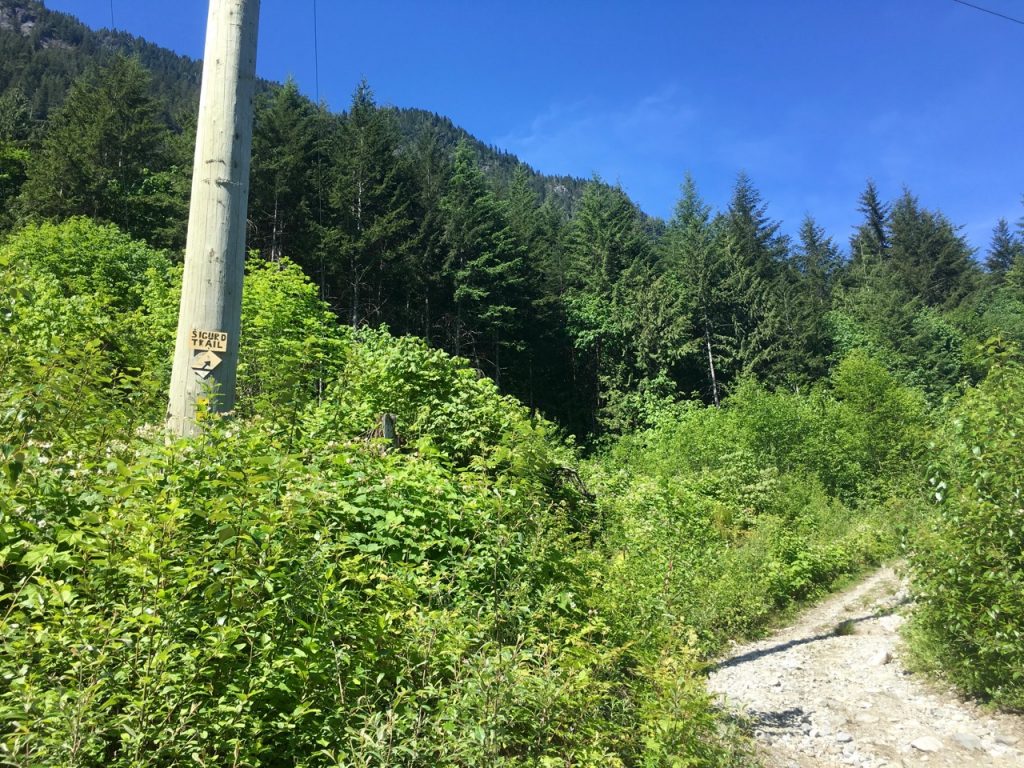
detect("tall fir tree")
(725, 171), (789, 280)
(325, 80), (416, 327)
(887, 189), (977, 308)
(405, 122), (452, 341)
(663, 173), (729, 404)
(0, 88), (31, 142)
(718, 173), (789, 385)
(564, 179), (688, 429)
(249, 79), (319, 264)
(985, 218), (1023, 280)
(18, 55), (173, 242)
(783, 216), (842, 385)
(440, 140), (528, 383)
(849, 179), (890, 266)
(499, 165), (573, 413)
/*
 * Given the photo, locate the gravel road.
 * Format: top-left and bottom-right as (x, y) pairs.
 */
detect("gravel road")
(707, 566), (1024, 767)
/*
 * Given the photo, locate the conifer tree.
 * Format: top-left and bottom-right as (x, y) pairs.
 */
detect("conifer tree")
(499, 165), (572, 409)
(0, 89), (31, 142)
(405, 123), (451, 341)
(440, 140), (527, 381)
(725, 172), (789, 280)
(564, 179), (687, 428)
(564, 181), (643, 425)
(18, 56), (171, 240)
(850, 179), (890, 265)
(784, 216), (842, 384)
(663, 174), (728, 403)
(718, 173), (789, 384)
(249, 79), (319, 264)
(326, 80), (415, 326)
(887, 189), (977, 308)
(0, 89), (31, 229)
(985, 218), (1023, 280)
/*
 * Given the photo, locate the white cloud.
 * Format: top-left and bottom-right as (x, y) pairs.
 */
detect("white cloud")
(495, 87), (699, 185)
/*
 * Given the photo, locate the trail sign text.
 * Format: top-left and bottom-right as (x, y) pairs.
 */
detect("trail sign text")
(190, 328), (229, 352)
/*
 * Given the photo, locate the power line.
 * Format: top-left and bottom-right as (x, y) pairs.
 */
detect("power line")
(312, 0), (327, 299)
(951, 0), (1024, 26)
(312, 0), (321, 105)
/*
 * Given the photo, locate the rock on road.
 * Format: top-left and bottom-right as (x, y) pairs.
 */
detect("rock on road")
(707, 566), (1024, 768)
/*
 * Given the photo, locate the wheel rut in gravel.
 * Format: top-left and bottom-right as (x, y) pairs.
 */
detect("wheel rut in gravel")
(707, 566), (1024, 767)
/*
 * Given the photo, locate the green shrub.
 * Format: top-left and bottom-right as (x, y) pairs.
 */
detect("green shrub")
(829, 349), (929, 487)
(1, 226), (721, 764)
(910, 361), (1024, 708)
(1, 392), (636, 766)
(587, 361), (914, 661)
(236, 259), (348, 422)
(0, 249), (158, 463)
(2, 217), (170, 312)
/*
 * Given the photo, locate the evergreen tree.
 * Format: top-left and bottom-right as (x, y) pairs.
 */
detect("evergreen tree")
(499, 165), (573, 411)
(713, 224), (784, 386)
(0, 88), (31, 142)
(985, 218), (1023, 279)
(1012, 198), (1024, 291)
(718, 173), (789, 384)
(17, 55), (173, 242)
(724, 171), (789, 280)
(663, 174), (728, 404)
(0, 88), (31, 230)
(440, 140), (528, 382)
(887, 189), (977, 308)
(783, 216), (842, 384)
(249, 79), (319, 264)
(564, 179), (687, 429)
(405, 122), (451, 341)
(830, 249), (968, 398)
(0, 142), (28, 231)
(850, 179), (889, 265)
(325, 80), (415, 327)
(795, 216), (842, 299)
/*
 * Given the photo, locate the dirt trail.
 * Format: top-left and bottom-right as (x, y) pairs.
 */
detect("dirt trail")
(707, 566), (1024, 767)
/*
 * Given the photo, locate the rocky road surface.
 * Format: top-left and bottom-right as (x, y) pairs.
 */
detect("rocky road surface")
(707, 566), (1024, 767)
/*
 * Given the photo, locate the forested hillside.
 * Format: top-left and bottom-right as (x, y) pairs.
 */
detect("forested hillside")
(1, 2), (1023, 765)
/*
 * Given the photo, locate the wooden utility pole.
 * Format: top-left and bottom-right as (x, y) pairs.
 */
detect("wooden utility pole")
(167, 0), (260, 436)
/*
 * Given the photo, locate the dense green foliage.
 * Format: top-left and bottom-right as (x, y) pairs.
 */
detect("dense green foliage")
(1, 221), (755, 766)
(5, 5), (1024, 437)
(910, 358), (1024, 709)
(6, 218), (1010, 766)
(1, 3), (1024, 762)
(587, 365), (925, 657)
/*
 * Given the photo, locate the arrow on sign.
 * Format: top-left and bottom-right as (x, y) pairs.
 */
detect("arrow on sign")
(191, 350), (222, 379)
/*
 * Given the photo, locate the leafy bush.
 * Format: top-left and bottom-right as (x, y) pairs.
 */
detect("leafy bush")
(303, 329), (567, 473)
(829, 349), (929, 486)
(235, 259), (348, 422)
(2, 217), (170, 312)
(1, 413), (631, 767)
(0, 247), (159, 464)
(588, 359), (917, 659)
(0, 222), (751, 766)
(910, 360), (1024, 708)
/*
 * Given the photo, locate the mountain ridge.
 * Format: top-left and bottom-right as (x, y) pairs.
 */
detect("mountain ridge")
(0, 0), (590, 212)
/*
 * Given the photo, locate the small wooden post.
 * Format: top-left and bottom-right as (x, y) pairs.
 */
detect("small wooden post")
(381, 413), (397, 445)
(167, 0), (260, 436)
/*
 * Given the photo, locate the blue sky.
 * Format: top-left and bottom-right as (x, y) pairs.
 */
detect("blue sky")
(47, 0), (1024, 253)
